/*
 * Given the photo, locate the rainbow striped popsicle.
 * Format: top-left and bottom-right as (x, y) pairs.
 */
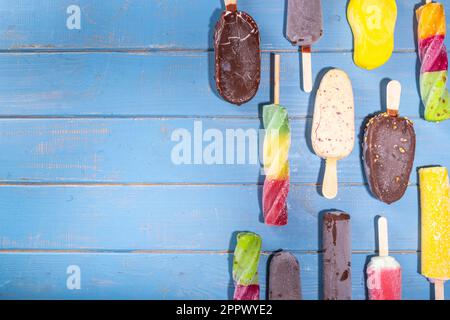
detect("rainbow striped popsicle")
(416, 1), (450, 122)
(262, 55), (291, 226)
(262, 105), (291, 226)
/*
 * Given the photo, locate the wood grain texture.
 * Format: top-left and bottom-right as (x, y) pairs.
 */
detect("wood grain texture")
(1, 0), (449, 300)
(0, 185), (423, 251)
(0, 52), (431, 117)
(0, 0), (444, 51)
(0, 252), (447, 300)
(0, 118), (448, 184)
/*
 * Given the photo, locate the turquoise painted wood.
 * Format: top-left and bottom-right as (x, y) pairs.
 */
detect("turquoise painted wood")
(0, 118), (448, 184)
(0, 52), (435, 117)
(0, 0), (449, 300)
(0, 186), (424, 251)
(0, 253), (448, 300)
(0, 0), (448, 51)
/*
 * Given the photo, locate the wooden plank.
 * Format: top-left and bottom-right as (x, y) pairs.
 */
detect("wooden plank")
(0, 0), (439, 51)
(0, 1), (448, 302)
(0, 118), (448, 184)
(0, 185), (422, 251)
(0, 52), (429, 117)
(0, 252), (445, 300)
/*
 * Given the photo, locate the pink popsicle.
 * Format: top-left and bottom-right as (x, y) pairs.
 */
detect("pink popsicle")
(367, 259), (402, 300)
(234, 285), (260, 300)
(419, 35), (448, 73)
(366, 217), (402, 300)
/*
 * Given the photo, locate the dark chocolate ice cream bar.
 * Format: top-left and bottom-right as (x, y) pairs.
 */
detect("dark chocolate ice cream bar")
(214, 3), (261, 105)
(268, 251), (302, 300)
(322, 211), (352, 300)
(363, 113), (416, 204)
(286, 0), (323, 46)
(363, 81), (416, 204)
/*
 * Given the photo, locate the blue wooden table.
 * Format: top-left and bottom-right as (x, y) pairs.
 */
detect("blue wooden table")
(0, 0), (449, 300)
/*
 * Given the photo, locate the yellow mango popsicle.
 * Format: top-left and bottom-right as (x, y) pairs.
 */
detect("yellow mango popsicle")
(347, 0), (397, 70)
(419, 166), (450, 299)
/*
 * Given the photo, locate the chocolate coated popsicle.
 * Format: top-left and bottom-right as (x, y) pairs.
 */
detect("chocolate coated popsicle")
(268, 251), (302, 300)
(286, 0), (323, 92)
(363, 81), (416, 204)
(214, 0), (261, 105)
(286, 0), (323, 46)
(322, 211), (351, 300)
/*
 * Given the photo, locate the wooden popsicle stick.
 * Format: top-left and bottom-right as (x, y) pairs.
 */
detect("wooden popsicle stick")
(322, 158), (338, 199)
(224, 0), (237, 11)
(301, 46), (313, 93)
(425, 0), (432, 4)
(274, 54), (280, 105)
(386, 80), (401, 117)
(434, 280), (445, 300)
(378, 216), (389, 257)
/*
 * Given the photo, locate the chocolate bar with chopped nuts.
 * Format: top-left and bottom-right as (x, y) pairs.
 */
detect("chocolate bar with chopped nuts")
(363, 113), (416, 204)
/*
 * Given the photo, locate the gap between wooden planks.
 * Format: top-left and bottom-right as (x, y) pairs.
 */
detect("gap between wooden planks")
(0, 249), (419, 254)
(0, 182), (417, 187)
(0, 48), (428, 54)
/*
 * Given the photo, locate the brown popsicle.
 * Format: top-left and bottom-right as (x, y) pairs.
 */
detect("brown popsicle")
(322, 211), (352, 300)
(363, 80), (416, 204)
(268, 251), (302, 300)
(214, 0), (261, 105)
(286, 0), (323, 93)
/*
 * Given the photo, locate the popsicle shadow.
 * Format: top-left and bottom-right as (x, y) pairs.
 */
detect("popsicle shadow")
(358, 114), (372, 195)
(227, 231), (240, 299)
(362, 215), (383, 299)
(266, 249), (283, 300)
(415, 168), (424, 293)
(345, 0), (354, 58)
(304, 67), (336, 196)
(256, 112), (266, 223)
(430, 284), (435, 300)
(316, 209), (330, 300)
(207, 7), (223, 101)
(282, 0), (288, 40)
(357, 78), (392, 197)
(373, 215), (382, 255)
(363, 254), (374, 300)
(257, 53), (278, 223)
(358, 112), (380, 191)
(412, 3), (425, 119)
